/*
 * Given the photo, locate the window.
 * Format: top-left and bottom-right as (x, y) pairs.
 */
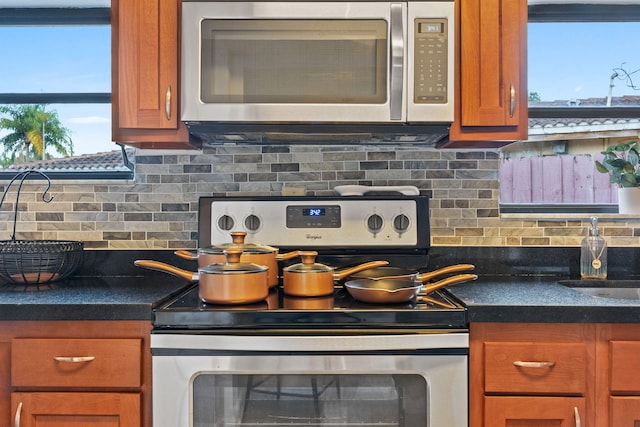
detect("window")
(0, 3), (132, 180)
(500, 1), (640, 214)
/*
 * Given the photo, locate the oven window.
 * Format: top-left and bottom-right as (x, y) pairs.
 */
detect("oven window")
(200, 19), (388, 104)
(192, 373), (427, 426)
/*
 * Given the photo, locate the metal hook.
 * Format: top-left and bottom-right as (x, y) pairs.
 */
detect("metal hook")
(0, 169), (54, 240)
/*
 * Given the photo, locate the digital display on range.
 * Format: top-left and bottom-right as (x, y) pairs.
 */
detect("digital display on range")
(303, 208), (325, 217)
(286, 205), (340, 228)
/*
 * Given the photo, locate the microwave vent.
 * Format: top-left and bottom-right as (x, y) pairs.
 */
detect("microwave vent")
(186, 123), (450, 146)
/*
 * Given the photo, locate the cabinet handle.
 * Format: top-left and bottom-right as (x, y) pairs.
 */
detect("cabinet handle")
(574, 406), (581, 427)
(165, 85), (172, 121)
(14, 401), (22, 427)
(512, 361), (556, 368)
(53, 356), (96, 363)
(509, 83), (516, 118)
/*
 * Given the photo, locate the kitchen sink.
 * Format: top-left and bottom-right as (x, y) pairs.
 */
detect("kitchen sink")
(558, 280), (640, 300)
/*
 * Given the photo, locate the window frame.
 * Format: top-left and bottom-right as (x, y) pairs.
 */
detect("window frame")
(527, 3), (640, 120)
(498, 3), (640, 217)
(0, 7), (132, 181)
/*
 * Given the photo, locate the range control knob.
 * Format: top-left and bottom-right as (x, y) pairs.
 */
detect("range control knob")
(366, 213), (384, 234)
(244, 214), (261, 231)
(393, 214), (411, 233)
(217, 215), (235, 231)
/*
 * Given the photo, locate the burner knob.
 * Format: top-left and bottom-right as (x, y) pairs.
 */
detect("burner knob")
(218, 215), (235, 231)
(366, 213), (384, 234)
(245, 214), (261, 231)
(393, 214), (411, 233)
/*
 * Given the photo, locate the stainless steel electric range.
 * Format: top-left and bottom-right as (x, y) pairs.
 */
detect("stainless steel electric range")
(153, 195), (467, 330)
(151, 195), (469, 427)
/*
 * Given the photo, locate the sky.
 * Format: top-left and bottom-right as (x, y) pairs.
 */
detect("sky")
(1, 18), (639, 156)
(528, 21), (640, 101)
(0, 25), (114, 155)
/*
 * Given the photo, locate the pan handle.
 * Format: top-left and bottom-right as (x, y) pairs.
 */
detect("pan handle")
(335, 260), (390, 281)
(174, 250), (198, 261)
(134, 260), (198, 282)
(276, 250), (300, 261)
(417, 264), (475, 283)
(422, 273), (478, 294)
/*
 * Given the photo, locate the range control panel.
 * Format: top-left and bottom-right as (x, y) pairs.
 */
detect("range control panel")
(201, 197), (429, 248)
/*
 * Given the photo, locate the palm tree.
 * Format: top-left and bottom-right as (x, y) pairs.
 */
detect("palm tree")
(0, 104), (73, 165)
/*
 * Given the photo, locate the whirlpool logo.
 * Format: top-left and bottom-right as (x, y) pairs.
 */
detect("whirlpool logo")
(305, 234), (323, 240)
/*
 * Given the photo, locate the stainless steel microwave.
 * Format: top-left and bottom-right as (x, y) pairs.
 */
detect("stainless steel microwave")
(181, 0), (454, 138)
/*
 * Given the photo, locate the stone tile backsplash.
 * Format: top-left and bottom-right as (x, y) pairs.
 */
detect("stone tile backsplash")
(0, 144), (638, 249)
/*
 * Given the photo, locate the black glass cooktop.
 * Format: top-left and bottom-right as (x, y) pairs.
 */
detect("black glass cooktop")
(153, 285), (467, 331)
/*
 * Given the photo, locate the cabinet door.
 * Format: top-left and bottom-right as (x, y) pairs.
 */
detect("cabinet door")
(112, 0), (192, 147)
(485, 396), (585, 427)
(611, 397), (640, 426)
(12, 392), (140, 427)
(447, 0), (528, 145)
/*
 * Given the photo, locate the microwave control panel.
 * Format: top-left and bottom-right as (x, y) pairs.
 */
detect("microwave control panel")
(414, 18), (448, 104)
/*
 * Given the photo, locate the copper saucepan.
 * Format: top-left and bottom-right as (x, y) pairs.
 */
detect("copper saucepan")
(344, 273), (478, 304)
(282, 251), (389, 297)
(350, 263), (475, 281)
(135, 250), (269, 305)
(174, 231), (298, 288)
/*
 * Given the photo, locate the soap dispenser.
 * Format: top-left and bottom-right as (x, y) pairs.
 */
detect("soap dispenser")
(581, 216), (607, 279)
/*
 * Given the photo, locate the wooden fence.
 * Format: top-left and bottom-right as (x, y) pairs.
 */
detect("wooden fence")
(500, 154), (617, 204)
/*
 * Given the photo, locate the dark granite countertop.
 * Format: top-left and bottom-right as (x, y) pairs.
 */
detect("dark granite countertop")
(0, 274), (190, 321)
(0, 250), (193, 321)
(1, 247), (639, 323)
(446, 276), (640, 323)
(429, 246), (640, 324)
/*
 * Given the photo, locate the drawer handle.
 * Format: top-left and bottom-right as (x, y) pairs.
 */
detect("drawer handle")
(513, 361), (556, 368)
(54, 356), (96, 363)
(14, 401), (22, 427)
(574, 406), (581, 427)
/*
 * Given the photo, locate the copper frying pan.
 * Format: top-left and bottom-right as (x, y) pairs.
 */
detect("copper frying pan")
(344, 273), (478, 304)
(350, 264), (475, 281)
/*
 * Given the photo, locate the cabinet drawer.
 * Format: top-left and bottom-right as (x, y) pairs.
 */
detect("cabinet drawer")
(484, 342), (587, 394)
(610, 341), (640, 393)
(11, 338), (141, 388)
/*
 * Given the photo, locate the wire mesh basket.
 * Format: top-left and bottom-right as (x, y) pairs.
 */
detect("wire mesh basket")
(0, 240), (84, 284)
(0, 170), (84, 285)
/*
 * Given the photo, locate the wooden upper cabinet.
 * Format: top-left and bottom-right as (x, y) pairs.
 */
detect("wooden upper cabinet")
(111, 0), (195, 149)
(445, 0), (528, 146)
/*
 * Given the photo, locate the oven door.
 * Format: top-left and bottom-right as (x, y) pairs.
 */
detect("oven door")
(151, 332), (468, 427)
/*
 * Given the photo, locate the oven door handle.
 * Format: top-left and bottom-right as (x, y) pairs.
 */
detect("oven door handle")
(151, 332), (468, 352)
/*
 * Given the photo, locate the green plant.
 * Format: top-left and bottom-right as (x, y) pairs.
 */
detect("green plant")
(595, 141), (640, 187)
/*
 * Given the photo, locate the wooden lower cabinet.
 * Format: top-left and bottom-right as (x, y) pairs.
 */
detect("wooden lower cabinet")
(470, 323), (595, 427)
(597, 325), (640, 427)
(472, 323), (640, 427)
(485, 396), (585, 426)
(0, 321), (151, 427)
(11, 392), (140, 427)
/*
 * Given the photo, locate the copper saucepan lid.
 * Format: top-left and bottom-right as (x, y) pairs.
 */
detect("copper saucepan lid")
(284, 251), (389, 280)
(203, 231), (276, 255)
(135, 250), (267, 281)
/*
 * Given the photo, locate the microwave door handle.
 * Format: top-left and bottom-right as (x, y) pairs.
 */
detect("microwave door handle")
(389, 3), (404, 120)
